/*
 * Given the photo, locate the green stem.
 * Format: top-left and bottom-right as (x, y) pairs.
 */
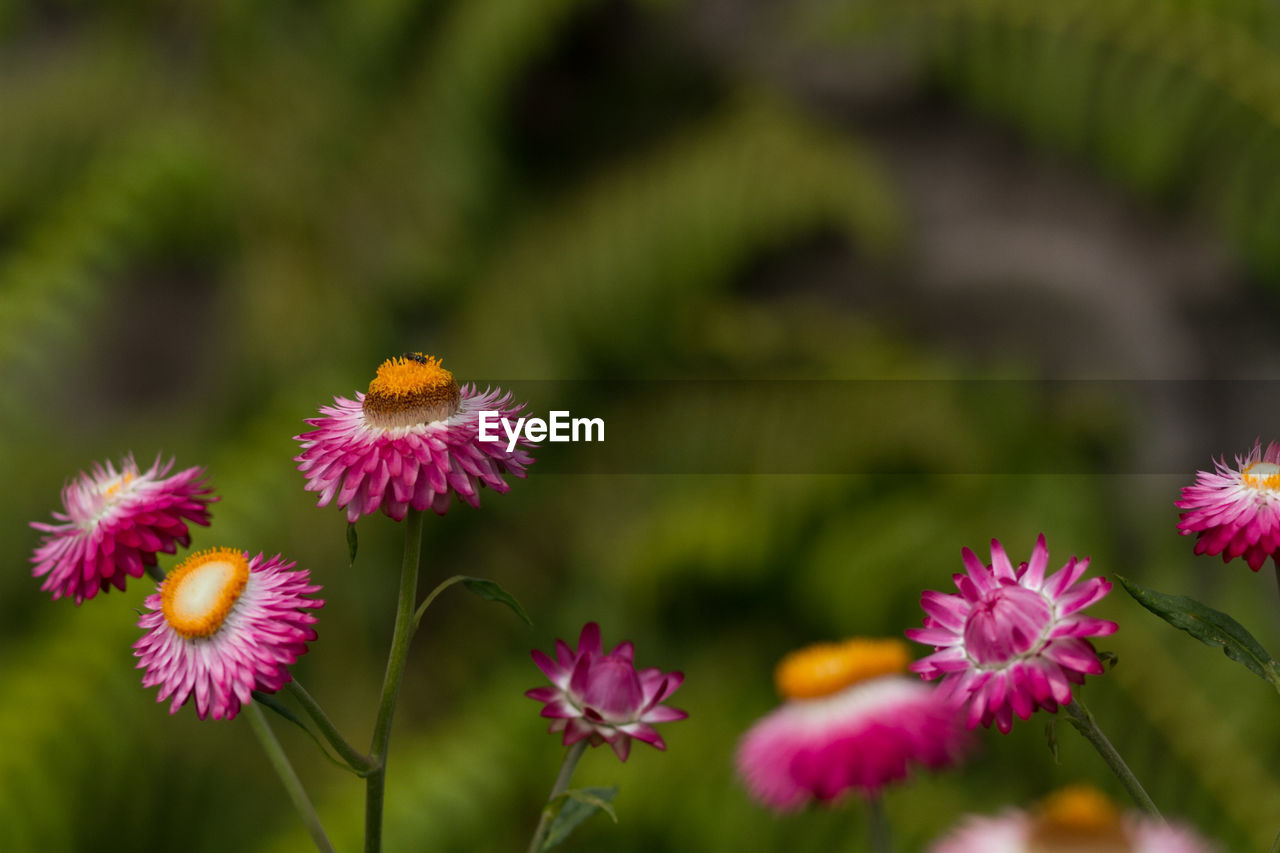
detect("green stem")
(526, 741), (588, 853)
(247, 702), (337, 853)
(1063, 698), (1161, 818)
(364, 508), (425, 853)
(287, 680), (378, 775)
(867, 796), (891, 853)
(413, 574), (467, 632)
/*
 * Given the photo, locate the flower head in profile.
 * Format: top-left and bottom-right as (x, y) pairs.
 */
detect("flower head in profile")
(907, 535), (1117, 733)
(525, 622), (686, 761)
(294, 353), (534, 522)
(929, 785), (1218, 853)
(736, 638), (967, 811)
(134, 548), (323, 721)
(30, 455), (216, 604)
(1177, 440), (1280, 571)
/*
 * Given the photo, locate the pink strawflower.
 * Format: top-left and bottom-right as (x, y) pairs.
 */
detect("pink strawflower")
(525, 622), (686, 761)
(907, 535), (1117, 733)
(30, 455), (216, 604)
(134, 548), (324, 721)
(736, 638), (966, 810)
(294, 353), (534, 522)
(929, 786), (1218, 853)
(1177, 440), (1280, 571)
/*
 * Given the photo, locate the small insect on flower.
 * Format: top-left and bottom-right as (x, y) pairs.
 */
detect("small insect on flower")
(929, 785), (1219, 853)
(736, 638), (967, 811)
(294, 353), (535, 522)
(526, 622), (686, 762)
(30, 455), (216, 604)
(1177, 440), (1280, 571)
(134, 548), (324, 721)
(907, 535), (1117, 733)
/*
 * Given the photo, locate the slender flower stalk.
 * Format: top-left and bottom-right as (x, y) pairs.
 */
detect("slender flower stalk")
(526, 741), (588, 853)
(364, 508), (425, 853)
(868, 797), (891, 853)
(1063, 698), (1160, 818)
(247, 702), (337, 853)
(287, 680), (377, 775)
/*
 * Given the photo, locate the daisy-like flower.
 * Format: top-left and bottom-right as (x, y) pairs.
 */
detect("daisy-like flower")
(929, 785), (1218, 853)
(525, 622), (686, 761)
(1177, 440), (1280, 571)
(907, 535), (1117, 733)
(736, 638), (966, 811)
(30, 455), (216, 605)
(294, 353), (534, 522)
(134, 548), (324, 721)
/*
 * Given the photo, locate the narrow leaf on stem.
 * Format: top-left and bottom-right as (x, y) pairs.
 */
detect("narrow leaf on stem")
(251, 691), (367, 776)
(462, 577), (533, 626)
(1115, 575), (1280, 694)
(541, 786), (619, 851)
(346, 523), (359, 566)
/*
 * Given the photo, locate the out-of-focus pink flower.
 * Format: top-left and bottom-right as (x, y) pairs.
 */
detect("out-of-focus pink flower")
(908, 535), (1117, 733)
(30, 455), (215, 604)
(929, 786), (1218, 853)
(525, 622), (686, 761)
(736, 638), (967, 811)
(134, 548), (323, 721)
(294, 353), (534, 523)
(1177, 440), (1280, 571)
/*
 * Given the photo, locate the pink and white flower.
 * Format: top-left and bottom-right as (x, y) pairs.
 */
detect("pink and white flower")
(929, 786), (1217, 853)
(294, 354), (534, 522)
(907, 535), (1117, 733)
(525, 622), (686, 761)
(736, 638), (966, 810)
(1177, 440), (1280, 571)
(30, 455), (215, 604)
(134, 548), (324, 721)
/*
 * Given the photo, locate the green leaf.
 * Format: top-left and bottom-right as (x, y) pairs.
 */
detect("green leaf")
(1044, 719), (1060, 764)
(250, 691), (368, 776)
(1096, 650), (1119, 670)
(1115, 574), (1280, 695)
(461, 577), (533, 626)
(541, 787), (619, 851)
(346, 523), (358, 566)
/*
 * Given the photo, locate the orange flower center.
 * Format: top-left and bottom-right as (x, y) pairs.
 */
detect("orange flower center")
(774, 638), (910, 700)
(362, 353), (461, 428)
(161, 548), (250, 639)
(1241, 461), (1280, 491)
(103, 470), (136, 499)
(1027, 786), (1130, 853)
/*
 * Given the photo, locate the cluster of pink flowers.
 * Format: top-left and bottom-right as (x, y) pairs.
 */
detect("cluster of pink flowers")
(29, 353), (535, 721)
(26, 358), (1246, 852)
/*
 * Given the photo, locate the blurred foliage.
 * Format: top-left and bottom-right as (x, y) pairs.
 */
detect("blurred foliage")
(2, 0), (1279, 851)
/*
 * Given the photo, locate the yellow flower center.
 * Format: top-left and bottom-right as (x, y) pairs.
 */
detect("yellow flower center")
(1241, 461), (1280, 491)
(1027, 786), (1130, 853)
(362, 353), (461, 428)
(103, 471), (136, 499)
(774, 638), (911, 700)
(161, 548), (251, 639)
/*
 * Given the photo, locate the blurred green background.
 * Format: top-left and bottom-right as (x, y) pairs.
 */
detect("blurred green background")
(4, 0), (1280, 850)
